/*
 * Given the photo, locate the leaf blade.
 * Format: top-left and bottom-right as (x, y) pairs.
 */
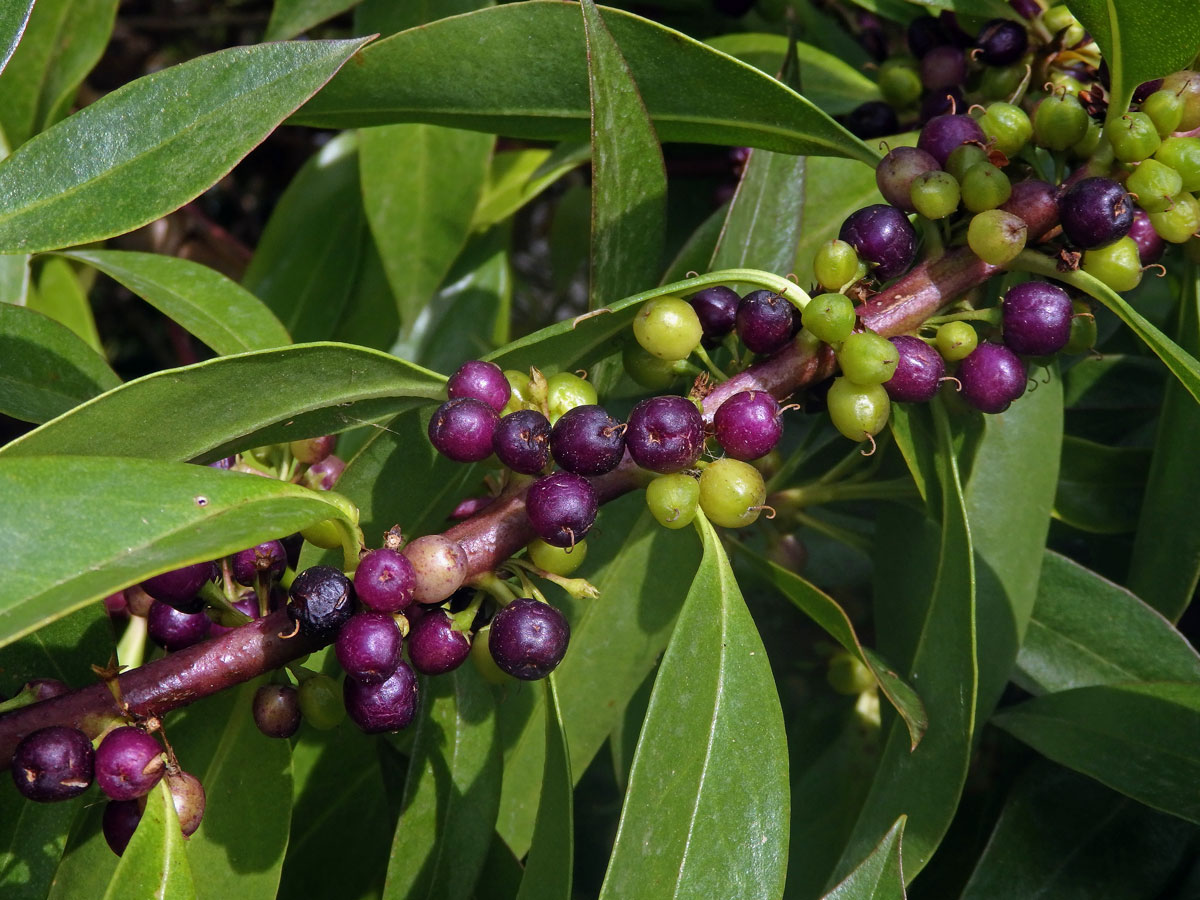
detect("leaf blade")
(515, 676), (574, 900)
(822, 816), (907, 900)
(102, 780), (196, 900)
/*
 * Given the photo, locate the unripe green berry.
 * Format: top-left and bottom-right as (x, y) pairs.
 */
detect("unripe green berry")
(633, 296), (703, 361)
(1033, 94), (1089, 151)
(1046, 71), (1086, 98)
(910, 171), (961, 219)
(698, 459), (766, 529)
(945, 144), (989, 184)
(1063, 300), (1097, 354)
(879, 58), (922, 108)
(978, 102), (1032, 157)
(837, 331), (899, 385)
(937, 321), (978, 361)
(646, 473), (701, 530)
(1042, 6), (1084, 46)
(501, 369), (533, 416)
(801, 292), (857, 344)
(967, 209), (1027, 265)
(528, 537), (587, 576)
(623, 342), (684, 390)
(1071, 119), (1104, 159)
(300, 519), (342, 550)
(960, 162), (1012, 212)
(1083, 236), (1143, 292)
(1143, 90), (1184, 137)
(546, 371), (597, 423)
(1127, 159), (1183, 213)
(1155, 137), (1200, 192)
(826, 377), (891, 443)
(470, 624), (513, 684)
(827, 651), (876, 695)
(1149, 192), (1200, 243)
(814, 239), (861, 292)
(1105, 112), (1162, 163)
(980, 63), (1028, 102)
(298, 674), (345, 730)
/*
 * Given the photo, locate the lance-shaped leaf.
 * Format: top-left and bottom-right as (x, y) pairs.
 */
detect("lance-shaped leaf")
(0, 37), (371, 253)
(515, 676), (573, 900)
(31, 256), (101, 350)
(0, 0), (33, 77)
(102, 780), (196, 900)
(265, 0), (361, 40)
(472, 143), (590, 232)
(823, 816), (906, 900)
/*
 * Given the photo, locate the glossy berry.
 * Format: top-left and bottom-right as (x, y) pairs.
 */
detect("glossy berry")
(336, 612), (402, 684)
(917, 114), (986, 166)
(232, 541), (287, 587)
(909, 171), (961, 220)
(875, 147), (940, 213)
(920, 45), (966, 92)
(1129, 209), (1166, 263)
(714, 391), (783, 460)
(961, 163), (1011, 212)
(688, 286), (740, 340)
(550, 405), (626, 476)
(838, 331), (899, 384)
(944, 143), (988, 183)
(1148, 192), (1200, 243)
(304, 454), (345, 491)
(920, 87), (965, 124)
(103, 800), (142, 856)
(802, 292), (857, 344)
(737, 290), (799, 354)
(1083, 237), (1144, 292)
(502, 368), (533, 416)
(980, 61), (1026, 100)
(494, 409), (552, 475)
(1155, 137), (1200, 192)
(407, 608), (471, 675)
(975, 18), (1027, 66)
(846, 101), (898, 140)
(23, 678), (69, 703)
(645, 473), (701, 530)
(1032, 94), (1089, 151)
(526, 471), (599, 548)
(344, 661), (419, 733)
(698, 458), (766, 529)
(354, 547), (416, 613)
(140, 562), (215, 614)
(298, 673), (345, 730)
(404, 535), (468, 605)
(967, 209), (1027, 265)
(528, 537), (587, 576)
(813, 240), (861, 292)
(959, 343), (1027, 413)
(826, 378), (891, 442)
(1105, 112), (1162, 163)
(1002, 281), (1073, 356)
(253, 684), (302, 739)
(1163, 70), (1200, 130)
(11, 726), (94, 802)
(936, 321), (978, 361)
(287, 565), (355, 641)
(1126, 159), (1181, 213)
(546, 371), (598, 423)
(1059, 177), (1134, 249)
(1001, 179), (1059, 236)
(633, 296), (703, 361)
(148, 601), (211, 651)
(447, 360), (511, 412)
(428, 398), (499, 463)
(838, 205), (918, 280)
(95, 726), (165, 801)
(166, 770), (205, 837)
(885, 336), (945, 403)
(623, 342), (684, 390)
(626, 396), (705, 473)
(488, 598), (570, 681)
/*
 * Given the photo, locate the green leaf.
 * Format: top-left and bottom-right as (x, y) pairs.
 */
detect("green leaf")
(384, 669), (500, 900)
(734, 542), (927, 749)
(1016, 550), (1200, 694)
(0, 789), (78, 900)
(994, 682), (1200, 825)
(581, 0), (666, 311)
(61, 250), (291, 355)
(1053, 435), (1146, 534)
(360, 123), (494, 329)
(103, 780), (196, 900)
(0, 301), (119, 423)
(0, 601), (111, 697)
(291, 2), (878, 165)
(0, 456), (357, 648)
(0, 37), (371, 253)
(353, 0), (490, 37)
(515, 676), (573, 900)
(791, 154), (888, 288)
(660, 201), (726, 285)
(0, 0), (33, 78)
(822, 816), (907, 900)
(903, 0), (1012, 16)
(46, 801), (119, 900)
(265, 0), (361, 40)
(598, 513), (788, 899)
(0, 343), (445, 463)
(0, 252), (29, 303)
(471, 143), (590, 232)
(30, 256), (101, 351)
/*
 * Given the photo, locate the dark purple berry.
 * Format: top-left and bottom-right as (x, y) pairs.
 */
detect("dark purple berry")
(920, 87), (965, 124)
(846, 101), (899, 139)
(288, 565), (355, 641)
(713, 391), (783, 460)
(975, 18), (1028, 66)
(918, 114), (986, 165)
(232, 541), (287, 587)
(95, 726), (165, 802)
(876, 147), (941, 213)
(305, 454), (345, 490)
(344, 661), (419, 733)
(1133, 78), (1164, 103)
(525, 471), (598, 549)
(494, 409), (552, 475)
(336, 612), (402, 684)
(885, 336), (946, 403)
(428, 398), (499, 463)
(23, 678), (69, 702)
(549, 405), (626, 476)
(839, 205), (918, 280)
(103, 800), (142, 856)
(148, 601), (211, 651)
(959, 343), (1028, 413)
(920, 45), (966, 91)
(907, 15), (947, 57)
(253, 684), (302, 739)
(11, 726), (94, 802)
(447, 360), (511, 412)
(354, 547), (416, 613)
(1001, 179), (1059, 237)
(281, 533), (303, 569)
(625, 396), (705, 473)
(1058, 177), (1134, 249)
(1002, 282), (1073, 356)
(166, 770), (205, 837)
(140, 562), (216, 614)
(1128, 208), (1166, 264)
(488, 598), (570, 681)
(1009, 0), (1040, 19)
(688, 286), (740, 340)
(407, 608), (472, 675)
(737, 290), (798, 354)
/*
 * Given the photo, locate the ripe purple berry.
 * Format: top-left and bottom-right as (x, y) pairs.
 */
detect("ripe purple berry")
(23, 678), (69, 702)
(407, 608), (472, 675)
(736, 290), (799, 355)
(147, 601), (211, 651)
(140, 561), (216, 614)
(1128, 208), (1166, 264)
(253, 684), (302, 739)
(549, 405), (626, 476)
(336, 612), (403, 684)
(447, 360), (511, 412)
(344, 661), (419, 733)
(959, 343), (1028, 413)
(907, 15), (947, 57)
(876, 147), (941, 213)
(488, 598), (571, 681)
(494, 409), (552, 475)
(885, 336), (946, 403)
(1058, 177), (1134, 249)
(713, 391), (784, 460)
(525, 471), (599, 549)
(1002, 281), (1073, 356)
(305, 454), (345, 490)
(625, 396), (705, 473)
(688, 286), (740, 340)
(354, 547), (417, 613)
(975, 18), (1028, 66)
(917, 114), (986, 166)
(920, 45), (966, 91)
(287, 565), (355, 641)
(95, 726), (165, 802)
(103, 800), (142, 856)
(428, 398), (499, 463)
(11, 726), (94, 802)
(839, 205), (918, 280)
(232, 541), (287, 587)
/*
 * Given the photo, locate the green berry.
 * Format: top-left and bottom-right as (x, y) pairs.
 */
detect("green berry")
(960, 162), (1012, 212)
(470, 624), (513, 684)
(827, 651), (876, 695)
(623, 342), (684, 390)
(1105, 112), (1162, 163)
(1143, 89), (1184, 137)
(528, 537), (587, 576)
(1063, 300), (1097, 354)
(501, 369), (533, 416)
(978, 102), (1032, 157)
(813, 239), (861, 292)
(1083, 236), (1143, 292)
(1071, 119), (1104, 159)
(967, 209), (1028, 265)
(646, 473), (701, 530)
(1127, 159), (1183, 213)
(837, 331), (899, 385)
(826, 377), (891, 443)
(698, 459), (766, 529)
(298, 674), (345, 730)
(945, 143), (989, 183)
(1042, 6), (1085, 45)
(980, 63), (1028, 102)
(546, 371), (598, 423)
(909, 171), (961, 220)
(1155, 137), (1200, 192)
(879, 58), (922, 108)
(633, 296), (703, 361)
(801, 292), (857, 344)
(1149, 192), (1200, 243)
(1033, 94), (1089, 151)
(937, 321), (978, 361)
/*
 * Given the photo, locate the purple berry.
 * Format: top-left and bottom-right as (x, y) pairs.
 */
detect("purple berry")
(290, 434), (336, 465)
(625, 396), (705, 473)
(975, 18), (1028, 66)
(839, 205), (918, 280)
(95, 726), (165, 802)
(344, 661), (419, 734)
(354, 547), (416, 613)
(447, 360), (511, 412)
(166, 770), (205, 837)
(305, 454), (345, 490)
(876, 147), (941, 213)
(525, 471), (599, 549)
(1058, 177), (1134, 250)
(23, 678), (69, 702)
(11, 726), (94, 802)
(713, 391), (783, 460)
(918, 114), (986, 165)
(428, 398), (499, 463)
(1128, 209), (1166, 264)
(336, 612), (402, 684)
(232, 541), (287, 586)
(846, 101), (899, 140)
(1009, 0), (1041, 18)
(488, 598), (570, 681)
(494, 409), (552, 475)
(885, 336), (946, 402)
(103, 800), (142, 856)
(959, 343), (1028, 413)
(549, 405), (626, 476)
(1001, 179), (1059, 236)
(407, 608), (471, 675)
(1002, 281), (1073, 356)
(737, 290), (799, 355)
(920, 45), (966, 91)
(253, 684), (302, 739)
(208, 456), (235, 469)
(140, 562), (216, 614)
(688, 286), (740, 340)
(920, 87), (965, 124)
(148, 601), (211, 651)
(288, 566), (355, 641)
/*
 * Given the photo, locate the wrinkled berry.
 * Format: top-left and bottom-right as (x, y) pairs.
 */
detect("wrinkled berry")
(344, 661), (419, 733)
(488, 598), (570, 681)
(525, 471), (599, 549)
(287, 566), (355, 640)
(625, 396), (705, 473)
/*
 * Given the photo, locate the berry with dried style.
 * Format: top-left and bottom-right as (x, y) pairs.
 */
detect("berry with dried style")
(1032, 93), (1089, 151)
(526, 471), (599, 548)
(802, 292), (857, 344)
(698, 458), (767, 528)
(11, 726), (94, 802)
(1105, 112), (1162, 163)
(626, 395), (705, 473)
(1082, 236), (1144, 292)
(633, 296), (703, 361)
(975, 18), (1028, 66)
(839, 205), (918, 280)
(232, 540), (287, 587)
(646, 473), (701, 529)
(813, 240), (861, 292)
(140, 561), (216, 614)
(1058, 177), (1134, 250)
(447, 360), (511, 412)
(910, 171), (961, 220)
(428, 397), (499, 463)
(148, 601), (212, 651)
(166, 770), (206, 837)
(737, 290), (799, 355)
(253, 684), (302, 739)
(488, 598), (571, 680)
(1148, 192), (1200, 243)
(936, 321), (979, 362)
(1162, 70), (1200, 130)
(287, 565), (355, 640)
(403, 535), (468, 605)
(354, 547), (416, 613)
(528, 537), (587, 576)
(714, 391), (784, 461)
(407, 608), (471, 675)
(958, 343), (1027, 413)
(688, 285), (740, 340)
(494, 409), (552, 474)
(95, 726), (165, 801)
(1128, 209), (1166, 263)
(344, 661), (419, 733)
(827, 377), (891, 442)
(550, 404), (626, 476)
(1002, 281), (1073, 356)
(1126, 159), (1182, 213)
(885, 336), (946, 403)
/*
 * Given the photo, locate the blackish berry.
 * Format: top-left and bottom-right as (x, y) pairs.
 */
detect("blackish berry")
(428, 397), (499, 463)
(354, 547), (416, 613)
(166, 770), (205, 837)
(625, 396), (705, 473)
(336, 612), (402, 684)
(344, 661), (419, 733)
(736, 290), (799, 354)
(875, 147), (941, 213)
(488, 598), (570, 681)
(95, 726), (165, 802)
(688, 286), (740, 340)
(920, 87), (965, 124)
(403, 535), (468, 605)
(232, 541), (287, 587)
(920, 45), (966, 92)
(1128, 209), (1166, 264)
(1059, 177), (1134, 249)
(11, 726), (94, 802)
(253, 684), (302, 739)
(148, 601), (211, 651)
(281, 533), (303, 570)
(845, 100), (899, 139)
(907, 15), (947, 57)
(407, 608), (471, 675)
(549, 405), (626, 476)
(494, 409), (552, 475)
(140, 562), (216, 614)
(959, 343), (1027, 413)
(526, 471), (599, 549)
(447, 360), (511, 412)
(839, 205), (918, 280)
(287, 565), (355, 641)
(1003, 282), (1073, 356)
(975, 18), (1028, 66)
(885, 336), (945, 403)
(713, 391), (783, 461)
(103, 800), (142, 856)
(917, 114), (985, 166)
